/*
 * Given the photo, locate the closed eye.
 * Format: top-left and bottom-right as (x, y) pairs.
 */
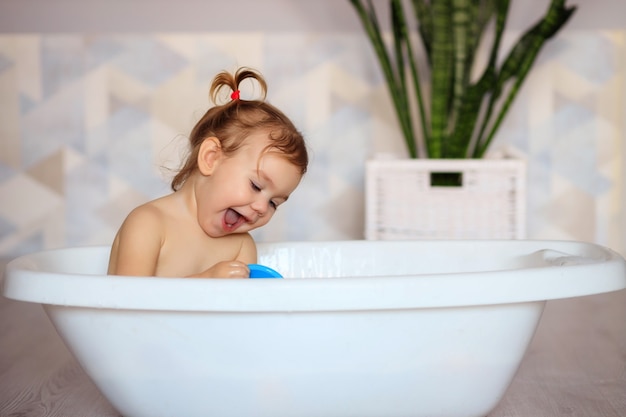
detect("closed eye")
(251, 181), (278, 210)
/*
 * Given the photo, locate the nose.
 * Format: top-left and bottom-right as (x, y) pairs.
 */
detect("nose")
(251, 198), (269, 219)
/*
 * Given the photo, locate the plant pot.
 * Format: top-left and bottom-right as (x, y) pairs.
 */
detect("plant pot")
(365, 156), (527, 240)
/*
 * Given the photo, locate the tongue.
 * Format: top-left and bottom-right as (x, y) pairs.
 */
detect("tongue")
(225, 208), (241, 226)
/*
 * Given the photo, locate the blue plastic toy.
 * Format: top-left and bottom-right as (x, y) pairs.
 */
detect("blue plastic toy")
(248, 264), (283, 279)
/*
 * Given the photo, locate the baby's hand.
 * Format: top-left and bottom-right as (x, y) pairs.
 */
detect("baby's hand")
(199, 261), (250, 279)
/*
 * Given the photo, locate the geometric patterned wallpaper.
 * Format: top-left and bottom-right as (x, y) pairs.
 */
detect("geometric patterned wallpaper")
(0, 31), (624, 259)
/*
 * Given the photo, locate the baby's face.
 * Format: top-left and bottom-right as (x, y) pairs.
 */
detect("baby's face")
(197, 132), (303, 237)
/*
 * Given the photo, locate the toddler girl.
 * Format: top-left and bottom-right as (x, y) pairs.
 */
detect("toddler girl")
(108, 67), (308, 278)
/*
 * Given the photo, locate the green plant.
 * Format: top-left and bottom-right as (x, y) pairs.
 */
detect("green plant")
(349, 0), (576, 159)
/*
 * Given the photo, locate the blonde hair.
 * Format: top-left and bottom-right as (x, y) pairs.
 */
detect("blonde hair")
(171, 67), (308, 191)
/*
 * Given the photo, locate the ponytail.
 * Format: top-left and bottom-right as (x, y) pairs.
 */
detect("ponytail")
(171, 67), (308, 191)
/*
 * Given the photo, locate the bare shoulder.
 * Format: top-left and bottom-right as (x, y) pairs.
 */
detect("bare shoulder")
(113, 199), (174, 253)
(238, 232), (255, 245)
(108, 199), (170, 275)
(123, 201), (166, 228)
(236, 232), (257, 264)
(125, 192), (185, 228)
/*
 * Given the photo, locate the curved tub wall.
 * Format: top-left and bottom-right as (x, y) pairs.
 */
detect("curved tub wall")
(3, 240), (626, 417)
(46, 302), (544, 417)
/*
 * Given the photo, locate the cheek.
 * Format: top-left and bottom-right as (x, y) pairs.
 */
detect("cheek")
(217, 173), (250, 200)
(258, 212), (274, 227)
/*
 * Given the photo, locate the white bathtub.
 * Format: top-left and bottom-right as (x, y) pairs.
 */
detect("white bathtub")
(3, 240), (626, 417)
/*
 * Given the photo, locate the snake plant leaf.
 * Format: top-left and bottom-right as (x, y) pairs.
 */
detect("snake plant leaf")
(469, 0), (497, 50)
(411, 0), (433, 63)
(445, 0), (472, 158)
(456, 0), (509, 158)
(349, 0), (417, 156)
(451, 68), (497, 157)
(349, 0), (575, 160)
(429, 0), (454, 158)
(473, 0), (577, 157)
(393, 0), (429, 157)
(391, 0), (418, 158)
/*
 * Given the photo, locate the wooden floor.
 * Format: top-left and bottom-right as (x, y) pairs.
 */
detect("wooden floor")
(1, 260), (625, 417)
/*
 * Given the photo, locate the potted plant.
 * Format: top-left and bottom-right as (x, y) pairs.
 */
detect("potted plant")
(349, 0), (576, 239)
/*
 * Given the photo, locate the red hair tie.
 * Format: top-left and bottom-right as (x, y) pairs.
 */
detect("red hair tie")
(230, 90), (240, 100)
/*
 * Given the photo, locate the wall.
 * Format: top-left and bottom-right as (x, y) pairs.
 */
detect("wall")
(0, 0), (625, 257)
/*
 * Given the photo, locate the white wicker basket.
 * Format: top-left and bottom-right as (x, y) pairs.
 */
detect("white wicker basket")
(365, 157), (526, 240)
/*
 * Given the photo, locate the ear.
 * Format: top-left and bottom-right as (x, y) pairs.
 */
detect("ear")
(197, 137), (223, 176)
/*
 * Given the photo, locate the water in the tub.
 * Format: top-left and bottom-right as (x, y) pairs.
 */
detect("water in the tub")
(259, 246), (357, 278)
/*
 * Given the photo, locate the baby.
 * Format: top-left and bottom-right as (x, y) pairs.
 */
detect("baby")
(108, 67), (308, 278)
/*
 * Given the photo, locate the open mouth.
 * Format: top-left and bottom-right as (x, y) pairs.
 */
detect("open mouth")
(223, 208), (246, 232)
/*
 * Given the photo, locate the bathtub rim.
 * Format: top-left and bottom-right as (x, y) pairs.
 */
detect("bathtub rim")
(3, 240), (626, 312)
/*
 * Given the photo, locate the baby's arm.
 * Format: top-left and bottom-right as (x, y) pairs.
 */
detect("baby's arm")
(189, 234), (257, 279)
(108, 206), (163, 276)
